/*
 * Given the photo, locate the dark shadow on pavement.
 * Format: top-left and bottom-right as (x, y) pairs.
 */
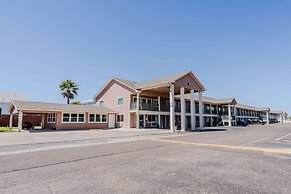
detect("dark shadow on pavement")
(185, 128), (227, 132)
(23, 129), (96, 133)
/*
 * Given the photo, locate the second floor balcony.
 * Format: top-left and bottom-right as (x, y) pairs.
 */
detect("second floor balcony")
(130, 102), (191, 113)
(130, 102), (159, 111)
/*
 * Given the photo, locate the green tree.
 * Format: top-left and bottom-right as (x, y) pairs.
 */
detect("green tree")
(71, 101), (81, 105)
(59, 80), (79, 104)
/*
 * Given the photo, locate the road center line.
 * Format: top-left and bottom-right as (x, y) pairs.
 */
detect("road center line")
(154, 139), (291, 155)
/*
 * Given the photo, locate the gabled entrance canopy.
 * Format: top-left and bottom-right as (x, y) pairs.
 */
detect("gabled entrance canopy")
(135, 71), (205, 96)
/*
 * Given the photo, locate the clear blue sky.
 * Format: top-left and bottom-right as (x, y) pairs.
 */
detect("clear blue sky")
(0, 0), (290, 113)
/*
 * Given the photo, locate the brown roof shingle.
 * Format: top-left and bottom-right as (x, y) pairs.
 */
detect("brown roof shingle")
(9, 101), (116, 114)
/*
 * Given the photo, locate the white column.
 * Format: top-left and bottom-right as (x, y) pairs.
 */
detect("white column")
(136, 92), (140, 129)
(234, 105), (237, 126)
(180, 87), (186, 132)
(190, 90), (196, 131)
(158, 115), (162, 128)
(17, 111), (23, 132)
(169, 83), (175, 132)
(158, 96), (161, 128)
(281, 114), (284, 124)
(158, 96), (161, 111)
(228, 104), (232, 126)
(198, 92), (203, 130)
(9, 114), (13, 128)
(143, 115), (146, 128)
(266, 111), (270, 124)
(41, 113), (45, 129)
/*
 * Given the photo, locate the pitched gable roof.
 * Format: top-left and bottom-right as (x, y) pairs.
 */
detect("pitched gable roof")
(113, 77), (137, 89)
(93, 77), (137, 101)
(236, 104), (270, 112)
(93, 71), (205, 100)
(8, 100), (116, 114)
(180, 94), (237, 105)
(135, 71), (205, 90)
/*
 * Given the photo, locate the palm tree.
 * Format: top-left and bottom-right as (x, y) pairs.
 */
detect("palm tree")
(59, 80), (79, 104)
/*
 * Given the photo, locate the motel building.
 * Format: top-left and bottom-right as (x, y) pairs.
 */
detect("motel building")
(93, 71), (286, 132)
(5, 71), (287, 132)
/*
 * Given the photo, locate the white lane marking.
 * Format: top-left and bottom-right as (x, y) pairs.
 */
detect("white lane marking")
(276, 133), (291, 141)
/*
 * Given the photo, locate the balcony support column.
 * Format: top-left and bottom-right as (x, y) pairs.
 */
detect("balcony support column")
(41, 113), (45, 129)
(180, 87), (186, 132)
(158, 96), (161, 128)
(228, 104), (232, 126)
(266, 110), (270, 124)
(9, 114), (13, 128)
(198, 92), (203, 130)
(234, 105), (237, 126)
(17, 111), (23, 132)
(190, 90), (196, 131)
(136, 92), (140, 129)
(169, 83), (176, 132)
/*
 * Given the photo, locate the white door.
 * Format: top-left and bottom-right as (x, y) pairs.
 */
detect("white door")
(108, 114), (115, 128)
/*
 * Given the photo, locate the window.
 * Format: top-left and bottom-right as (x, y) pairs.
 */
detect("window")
(96, 114), (101, 122)
(63, 113), (70, 122)
(133, 96), (137, 102)
(71, 113), (78, 122)
(89, 114), (95, 122)
(78, 114), (85, 122)
(99, 101), (104, 107)
(153, 99), (158, 107)
(147, 99), (152, 104)
(88, 114), (107, 123)
(47, 113), (56, 123)
(102, 114), (107, 122)
(62, 113), (86, 123)
(148, 115), (158, 123)
(117, 97), (124, 105)
(117, 114), (124, 123)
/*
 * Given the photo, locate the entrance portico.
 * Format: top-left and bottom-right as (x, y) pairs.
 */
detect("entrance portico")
(130, 71), (205, 132)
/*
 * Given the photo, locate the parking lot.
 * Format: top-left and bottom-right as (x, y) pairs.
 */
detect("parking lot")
(0, 124), (290, 193)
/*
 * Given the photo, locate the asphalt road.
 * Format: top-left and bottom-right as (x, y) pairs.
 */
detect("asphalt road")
(0, 124), (290, 193)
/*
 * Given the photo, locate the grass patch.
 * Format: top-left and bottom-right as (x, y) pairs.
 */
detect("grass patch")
(0, 127), (14, 132)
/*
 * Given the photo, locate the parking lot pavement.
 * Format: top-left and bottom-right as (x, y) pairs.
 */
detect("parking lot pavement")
(0, 124), (290, 193)
(0, 128), (185, 155)
(163, 123), (291, 148)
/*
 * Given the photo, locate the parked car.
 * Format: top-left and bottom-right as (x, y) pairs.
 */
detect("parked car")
(257, 119), (266, 125)
(22, 122), (34, 129)
(237, 120), (249, 126)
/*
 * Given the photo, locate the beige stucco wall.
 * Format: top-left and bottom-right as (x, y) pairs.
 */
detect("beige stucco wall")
(95, 80), (134, 128)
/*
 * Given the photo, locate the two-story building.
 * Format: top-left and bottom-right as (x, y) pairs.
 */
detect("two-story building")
(93, 71), (206, 132)
(93, 71), (285, 131)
